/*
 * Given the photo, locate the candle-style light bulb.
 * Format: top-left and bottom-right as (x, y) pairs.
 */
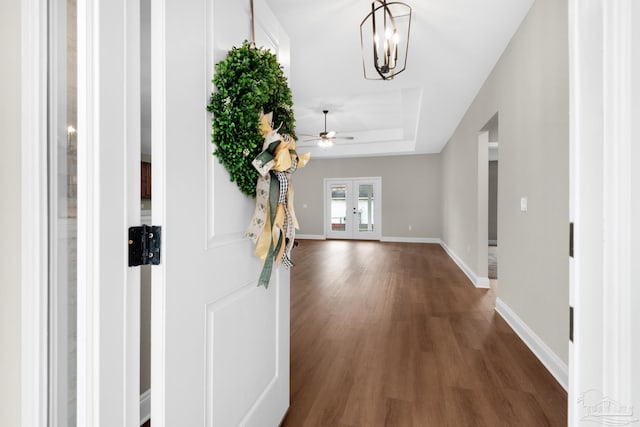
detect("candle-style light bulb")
(385, 26), (393, 41)
(391, 30), (399, 68)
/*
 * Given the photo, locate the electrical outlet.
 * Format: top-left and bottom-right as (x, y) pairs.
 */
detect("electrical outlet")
(408, 225), (412, 231)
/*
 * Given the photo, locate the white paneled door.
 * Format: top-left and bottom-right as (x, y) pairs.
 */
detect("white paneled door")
(150, 1), (290, 426)
(78, 0), (290, 425)
(325, 178), (381, 240)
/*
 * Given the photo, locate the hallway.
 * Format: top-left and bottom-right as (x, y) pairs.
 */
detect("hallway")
(283, 240), (567, 426)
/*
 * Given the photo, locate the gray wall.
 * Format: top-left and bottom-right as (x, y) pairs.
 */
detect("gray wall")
(0, 0), (22, 425)
(488, 161), (498, 242)
(441, 0), (569, 363)
(294, 154), (442, 239)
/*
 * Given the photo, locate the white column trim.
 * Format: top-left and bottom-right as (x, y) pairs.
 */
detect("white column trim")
(569, 0), (639, 424)
(21, 0), (49, 426)
(601, 0), (632, 402)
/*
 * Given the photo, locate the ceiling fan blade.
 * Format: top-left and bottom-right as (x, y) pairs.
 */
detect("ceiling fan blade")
(298, 138), (329, 144)
(335, 136), (355, 140)
(298, 133), (319, 138)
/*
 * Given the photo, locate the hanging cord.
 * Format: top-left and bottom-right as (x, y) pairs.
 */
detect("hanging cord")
(250, 0), (256, 46)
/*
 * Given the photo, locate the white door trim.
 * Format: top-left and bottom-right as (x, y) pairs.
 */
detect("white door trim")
(21, 0), (49, 425)
(150, 0), (168, 423)
(569, 0), (639, 424)
(76, 0), (141, 425)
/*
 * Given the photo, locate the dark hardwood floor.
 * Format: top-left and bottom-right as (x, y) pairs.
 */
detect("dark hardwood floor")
(281, 240), (567, 426)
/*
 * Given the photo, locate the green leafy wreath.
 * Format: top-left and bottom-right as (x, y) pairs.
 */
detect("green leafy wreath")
(207, 41), (296, 198)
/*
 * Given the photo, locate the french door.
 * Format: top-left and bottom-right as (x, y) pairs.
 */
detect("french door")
(325, 178), (381, 240)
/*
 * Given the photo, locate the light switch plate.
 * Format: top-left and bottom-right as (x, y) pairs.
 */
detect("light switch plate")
(520, 197), (528, 212)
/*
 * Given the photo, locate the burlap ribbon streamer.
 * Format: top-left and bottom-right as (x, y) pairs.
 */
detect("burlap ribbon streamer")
(245, 112), (310, 288)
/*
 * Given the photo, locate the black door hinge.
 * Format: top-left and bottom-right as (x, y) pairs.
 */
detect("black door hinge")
(569, 222), (574, 258)
(569, 306), (574, 342)
(128, 225), (161, 266)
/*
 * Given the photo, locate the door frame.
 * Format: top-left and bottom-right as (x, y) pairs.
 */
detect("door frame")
(324, 177), (382, 240)
(21, 0), (639, 425)
(21, 0), (142, 425)
(76, 0), (142, 424)
(21, 0), (49, 425)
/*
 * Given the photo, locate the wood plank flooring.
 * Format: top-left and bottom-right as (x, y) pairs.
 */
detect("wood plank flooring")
(281, 240), (567, 426)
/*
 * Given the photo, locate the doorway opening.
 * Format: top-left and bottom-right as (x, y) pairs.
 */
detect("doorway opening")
(478, 113), (499, 284)
(487, 113), (499, 281)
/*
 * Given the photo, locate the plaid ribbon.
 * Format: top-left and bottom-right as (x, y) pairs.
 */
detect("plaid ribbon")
(275, 171), (288, 204)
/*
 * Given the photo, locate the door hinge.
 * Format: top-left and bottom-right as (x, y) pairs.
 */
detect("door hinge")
(128, 225), (161, 266)
(569, 306), (574, 342)
(569, 222), (574, 258)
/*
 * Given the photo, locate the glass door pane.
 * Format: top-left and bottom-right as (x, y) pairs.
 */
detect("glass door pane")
(330, 184), (348, 233)
(356, 183), (374, 233)
(50, 0), (77, 424)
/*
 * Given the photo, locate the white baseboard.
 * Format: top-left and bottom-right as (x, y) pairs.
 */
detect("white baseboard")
(439, 241), (490, 289)
(140, 389), (151, 425)
(495, 298), (568, 390)
(475, 276), (490, 288)
(295, 234), (326, 240)
(380, 236), (441, 244)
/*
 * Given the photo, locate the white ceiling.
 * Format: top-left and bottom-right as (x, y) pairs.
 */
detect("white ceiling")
(267, 0), (533, 158)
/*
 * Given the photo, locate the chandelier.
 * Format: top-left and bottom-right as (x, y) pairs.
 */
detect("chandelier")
(360, 0), (412, 80)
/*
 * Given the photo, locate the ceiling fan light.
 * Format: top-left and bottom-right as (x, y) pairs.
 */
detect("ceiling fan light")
(360, 0), (412, 81)
(318, 139), (334, 148)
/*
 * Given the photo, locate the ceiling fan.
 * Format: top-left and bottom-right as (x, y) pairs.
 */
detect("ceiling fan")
(301, 110), (354, 148)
